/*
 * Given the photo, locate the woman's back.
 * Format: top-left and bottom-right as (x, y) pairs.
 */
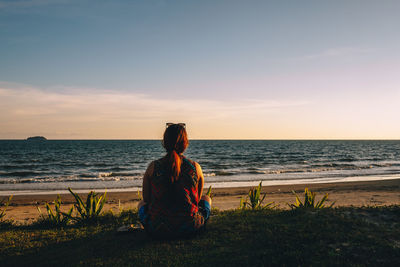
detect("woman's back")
(138, 123), (211, 239)
(145, 156), (205, 237)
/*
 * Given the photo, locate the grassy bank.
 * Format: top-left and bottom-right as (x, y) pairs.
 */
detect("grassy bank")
(1, 206), (399, 266)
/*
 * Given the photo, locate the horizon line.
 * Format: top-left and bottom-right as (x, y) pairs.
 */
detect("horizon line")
(1, 138), (400, 141)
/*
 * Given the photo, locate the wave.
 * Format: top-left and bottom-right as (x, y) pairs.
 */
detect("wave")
(204, 163), (400, 177)
(78, 173), (97, 178)
(1, 171), (42, 177)
(203, 171), (238, 177)
(1, 164), (43, 170)
(0, 174), (143, 184)
(98, 172), (140, 178)
(109, 167), (130, 172)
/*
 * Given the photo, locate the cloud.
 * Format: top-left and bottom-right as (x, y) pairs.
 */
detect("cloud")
(293, 47), (373, 61)
(0, 83), (307, 139)
(0, 0), (66, 9)
(1, 81), (398, 139)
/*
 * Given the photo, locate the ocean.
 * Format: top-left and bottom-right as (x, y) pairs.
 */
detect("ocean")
(1, 140), (400, 195)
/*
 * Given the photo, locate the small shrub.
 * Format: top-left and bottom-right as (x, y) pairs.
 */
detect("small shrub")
(37, 194), (73, 226)
(67, 188), (107, 223)
(0, 195), (13, 222)
(239, 182), (274, 210)
(288, 187), (335, 210)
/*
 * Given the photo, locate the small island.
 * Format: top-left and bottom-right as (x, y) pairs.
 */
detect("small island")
(26, 136), (47, 141)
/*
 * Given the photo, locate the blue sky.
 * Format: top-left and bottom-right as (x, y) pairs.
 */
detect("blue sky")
(1, 0), (399, 139)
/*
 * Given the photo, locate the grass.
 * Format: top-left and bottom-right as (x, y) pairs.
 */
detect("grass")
(0, 195), (13, 222)
(67, 188), (107, 223)
(240, 182), (275, 210)
(37, 195), (73, 227)
(1, 206), (399, 266)
(288, 187), (334, 210)
(206, 185), (212, 197)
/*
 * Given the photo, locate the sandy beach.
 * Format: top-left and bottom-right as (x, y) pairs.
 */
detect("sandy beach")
(3, 178), (399, 224)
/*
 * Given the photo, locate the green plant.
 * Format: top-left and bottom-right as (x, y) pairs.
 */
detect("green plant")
(118, 199), (122, 213)
(67, 188), (107, 222)
(288, 188), (335, 210)
(239, 182), (274, 210)
(37, 195), (73, 226)
(0, 195), (13, 221)
(206, 185), (212, 198)
(110, 199), (124, 216)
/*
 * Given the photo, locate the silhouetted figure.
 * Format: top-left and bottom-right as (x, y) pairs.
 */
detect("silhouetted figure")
(138, 123), (211, 238)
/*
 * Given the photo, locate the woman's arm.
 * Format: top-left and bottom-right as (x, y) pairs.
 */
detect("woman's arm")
(195, 162), (204, 199)
(142, 161), (154, 203)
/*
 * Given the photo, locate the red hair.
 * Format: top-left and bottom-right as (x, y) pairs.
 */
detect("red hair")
(163, 124), (189, 183)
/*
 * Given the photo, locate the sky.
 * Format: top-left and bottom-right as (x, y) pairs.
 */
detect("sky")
(0, 0), (399, 139)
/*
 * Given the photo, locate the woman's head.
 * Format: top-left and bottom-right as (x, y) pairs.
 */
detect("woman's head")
(163, 123), (188, 183)
(163, 123), (188, 154)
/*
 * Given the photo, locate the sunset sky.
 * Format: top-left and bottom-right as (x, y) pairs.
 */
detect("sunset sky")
(1, 0), (399, 139)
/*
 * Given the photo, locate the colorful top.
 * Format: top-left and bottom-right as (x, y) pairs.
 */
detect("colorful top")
(145, 156), (205, 238)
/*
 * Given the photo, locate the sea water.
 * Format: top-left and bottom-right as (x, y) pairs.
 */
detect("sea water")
(1, 140), (400, 194)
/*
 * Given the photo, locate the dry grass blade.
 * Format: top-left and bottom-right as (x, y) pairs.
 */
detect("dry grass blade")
(206, 185), (212, 198)
(0, 195), (13, 221)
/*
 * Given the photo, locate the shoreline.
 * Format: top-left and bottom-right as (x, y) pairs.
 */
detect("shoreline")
(2, 173), (399, 196)
(3, 178), (400, 223)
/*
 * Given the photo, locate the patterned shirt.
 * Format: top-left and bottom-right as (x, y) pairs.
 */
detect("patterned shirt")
(145, 156), (205, 238)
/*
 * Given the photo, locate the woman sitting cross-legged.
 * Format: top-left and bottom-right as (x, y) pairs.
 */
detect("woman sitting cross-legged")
(137, 123), (212, 238)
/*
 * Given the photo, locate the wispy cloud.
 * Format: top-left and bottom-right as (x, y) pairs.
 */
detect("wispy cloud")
(0, 84), (305, 118)
(293, 47), (373, 61)
(0, 83), (307, 139)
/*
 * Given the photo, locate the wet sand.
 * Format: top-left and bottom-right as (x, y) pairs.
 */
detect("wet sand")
(3, 178), (400, 223)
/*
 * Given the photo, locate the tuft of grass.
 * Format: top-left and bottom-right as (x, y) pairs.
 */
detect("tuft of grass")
(0, 195), (13, 222)
(239, 182), (275, 210)
(109, 199), (124, 217)
(66, 188), (107, 223)
(37, 195), (73, 227)
(288, 187), (335, 210)
(206, 185), (212, 198)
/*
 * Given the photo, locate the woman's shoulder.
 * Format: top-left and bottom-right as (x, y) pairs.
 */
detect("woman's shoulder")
(182, 157), (202, 173)
(182, 156), (198, 166)
(146, 159), (167, 176)
(151, 159), (164, 171)
(144, 160), (156, 175)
